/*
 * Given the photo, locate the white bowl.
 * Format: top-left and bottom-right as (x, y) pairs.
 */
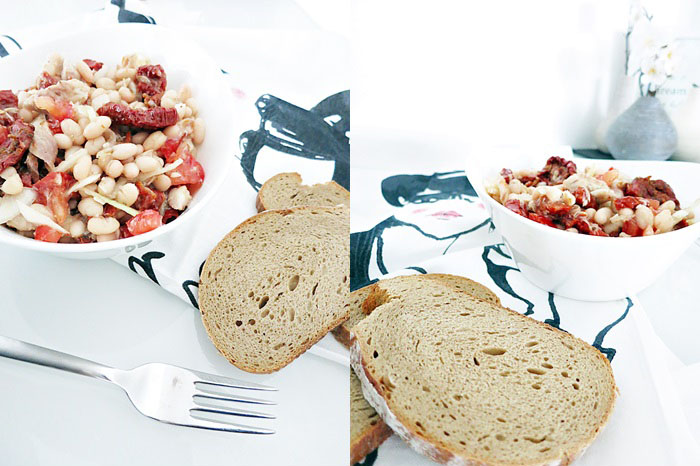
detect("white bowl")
(467, 146), (700, 301)
(0, 24), (234, 259)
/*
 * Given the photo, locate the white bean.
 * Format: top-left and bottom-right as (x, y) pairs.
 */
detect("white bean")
(594, 207), (613, 225)
(83, 120), (108, 140)
(61, 119), (83, 144)
(108, 90), (121, 103)
(654, 209), (674, 233)
(186, 97), (198, 116)
(105, 160), (123, 178)
(0, 167), (17, 179)
(135, 154), (160, 173)
(98, 177), (116, 196)
(143, 131), (166, 151)
(116, 183), (139, 206)
(96, 232), (118, 242)
(193, 118), (205, 145)
(87, 216), (120, 235)
(118, 86), (135, 103)
(179, 85), (192, 101)
(585, 208), (596, 220)
(85, 136), (105, 155)
(91, 93), (111, 111)
(90, 163), (102, 176)
(153, 174), (171, 192)
(132, 131), (149, 145)
(635, 205), (653, 230)
(163, 124), (182, 139)
(123, 162), (140, 179)
(96, 77), (116, 90)
(78, 198), (104, 217)
(112, 143), (139, 160)
(660, 200), (676, 211)
(54, 133), (73, 150)
(168, 186), (192, 210)
(69, 218), (86, 238)
(76, 60), (94, 83)
(1, 173), (23, 195)
(618, 208), (634, 220)
(72, 155), (92, 181)
(161, 96), (176, 109)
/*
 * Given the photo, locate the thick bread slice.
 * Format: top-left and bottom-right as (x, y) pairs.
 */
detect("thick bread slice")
(200, 205), (350, 373)
(350, 276), (617, 466)
(332, 274), (500, 348)
(256, 172), (349, 212)
(351, 371), (394, 465)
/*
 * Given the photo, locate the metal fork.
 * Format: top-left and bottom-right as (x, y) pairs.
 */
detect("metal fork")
(0, 335), (276, 434)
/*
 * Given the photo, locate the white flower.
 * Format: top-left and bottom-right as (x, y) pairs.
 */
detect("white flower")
(657, 43), (677, 75)
(640, 55), (667, 92)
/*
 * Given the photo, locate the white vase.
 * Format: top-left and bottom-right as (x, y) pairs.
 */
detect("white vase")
(672, 87), (700, 163)
(595, 75), (640, 153)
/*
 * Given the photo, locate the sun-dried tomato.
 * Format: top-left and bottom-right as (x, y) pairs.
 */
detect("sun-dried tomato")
(624, 176), (679, 208)
(0, 90), (18, 109)
(535, 198), (572, 217)
(34, 225), (63, 243)
(573, 186), (596, 209)
(37, 72), (59, 89)
(126, 209), (162, 236)
(133, 181), (165, 211)
(97, 103), (177, 129)
(622, 218), (643, 237)
(46, 117), (62, 134)
(0, 126), (7, 145)
(19, 171), (32, 187)
(613, 196), (647, 211)
(504, 199), (528, 217)
(528, 212), (556, 228)
(135, 65), (167, 105)
(103, 204), (120, 217)
(83, 59), (103, 71)
(162, 209), (180, 224)
(500, 168), (513, 183)
(674, 219), (690, 230)
(119, 223), (133, 239)
(536, 156), (577, 186)
(33, 172), (75, 224)
(0, 119), (34, 172)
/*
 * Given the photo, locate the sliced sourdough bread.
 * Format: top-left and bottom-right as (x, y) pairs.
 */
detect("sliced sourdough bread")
(199, 205), (350, 373)
(351, 371), (394, 465)
(333, 274), (500, 348)
(350, 276), (617, 466)
(256, 172), (349, 212)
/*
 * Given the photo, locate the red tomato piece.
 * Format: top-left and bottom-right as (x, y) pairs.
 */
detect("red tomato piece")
(622, 219), (643, 237)
(126, 209), (163, 236)
(33, 172), (75, 224)
(169, 151), (205, 188)
(528, 213), (556, 228)
(613, 196), (645, 211)
(47, 99), (74, 122)
(0, 125), (7, 145)
(34, 225), (63, 242)
(134, 182), (165, 211)
(0, 90), (18, 109)
(504, 199), (528, 217)
(83, 59), (103, 71)
(158, 135), (184, 163)
(119, 223), (133, 239)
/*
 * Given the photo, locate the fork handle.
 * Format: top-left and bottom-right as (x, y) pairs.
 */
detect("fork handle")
(0, 336), (119, 382)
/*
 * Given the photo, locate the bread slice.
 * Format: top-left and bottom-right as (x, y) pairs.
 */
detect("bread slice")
(332, 274), (500, 348)
(199, 205), (350, 373)
(256, 172), (349, 212)
(350, 276), (617, 466)
(351, 371), (394, 464)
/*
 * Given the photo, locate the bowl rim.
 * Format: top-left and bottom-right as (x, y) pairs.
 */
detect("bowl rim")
(0, 23), (235, 254)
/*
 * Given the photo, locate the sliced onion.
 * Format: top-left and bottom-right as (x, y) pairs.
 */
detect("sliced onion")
(54, 148), (87, 173)
(0, 188), (37, 224)
(137, 158), (182, 182)
(65, 173), (101, 195)
(17, 202), (68, 234)
(83, 189), (139, 217)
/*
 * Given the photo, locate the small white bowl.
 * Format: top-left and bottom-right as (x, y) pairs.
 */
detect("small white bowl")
(467, 146), (700, 301)
(0, 24), (234, 259)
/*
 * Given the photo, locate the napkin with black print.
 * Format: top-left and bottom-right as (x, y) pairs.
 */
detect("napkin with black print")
(349, 160), (697, 465)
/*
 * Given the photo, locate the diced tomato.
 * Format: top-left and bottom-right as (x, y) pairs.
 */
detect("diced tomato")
(0, 90), (17, 109)
(34, 225), (63, 242)
(573, 186), (596, 209)
(47, 99), (74, 122)
(162, 209), (180, 224)
(158, 135), (184, 163)
(119, 223), (133, 239)
(46, 117), (62, 134)
(83, 59), (103, 71)
(134, 182), (165, 211)
(33, 172), (75, 224)
(614, 196), (645, 211)
(622, 219), (643, 237)
(0, 125), (7, 145)
(103, 204), (120, 218)
(126, 209), (162, 236)
(169, 151), (204, 188)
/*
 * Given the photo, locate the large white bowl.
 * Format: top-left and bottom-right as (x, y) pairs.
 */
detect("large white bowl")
(467, 146), (700, 301)
(0, 24), (234, 259)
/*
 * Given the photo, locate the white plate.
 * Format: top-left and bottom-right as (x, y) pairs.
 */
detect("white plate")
(0, 24), (234, 259)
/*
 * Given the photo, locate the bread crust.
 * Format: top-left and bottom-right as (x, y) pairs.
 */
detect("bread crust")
(350, 413), (394, 465)
(350, 281), (617, 466)
(199, 205), (349, 373)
